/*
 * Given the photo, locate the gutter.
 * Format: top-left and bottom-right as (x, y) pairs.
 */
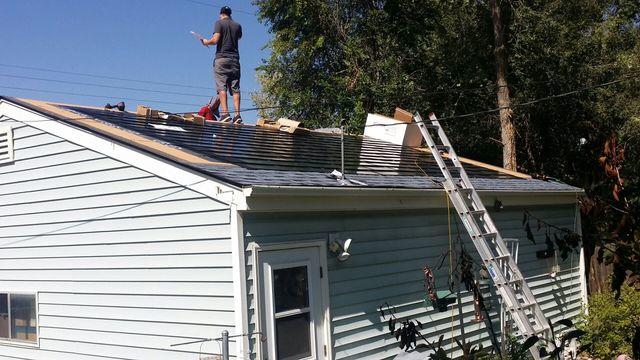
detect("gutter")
(240, 185), (584, 212)
(244, 184), (585, 197)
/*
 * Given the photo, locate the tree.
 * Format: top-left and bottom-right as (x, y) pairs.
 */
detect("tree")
(254, 0), (640, 288)
(489, 0), (516, 170)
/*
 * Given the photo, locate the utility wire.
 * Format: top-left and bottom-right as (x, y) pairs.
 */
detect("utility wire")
(3, 71), (637, 123)
(0, 63), (213, 91)
(0, 105), (284, 124)
(0, 63), (494, 98)
(0, 73), (212, 98)
(364, 73), (640, 127)
(182, 0), (255, 15)
(0, 66), (254, 96)
(0, 85), (254, 108)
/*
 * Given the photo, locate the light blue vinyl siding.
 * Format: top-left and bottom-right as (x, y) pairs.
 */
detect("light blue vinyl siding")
(244, 203), (582, 359)
(0, 118), (236, 359)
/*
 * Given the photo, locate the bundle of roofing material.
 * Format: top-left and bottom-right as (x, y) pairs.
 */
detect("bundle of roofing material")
(136, 105), (206, 126)
(256, 118), (310, 134)
(183, 113), (206, 126)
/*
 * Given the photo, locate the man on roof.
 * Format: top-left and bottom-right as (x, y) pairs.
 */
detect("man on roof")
(201, 6), (243, 124)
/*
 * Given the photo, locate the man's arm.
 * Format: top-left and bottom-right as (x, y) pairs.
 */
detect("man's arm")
(202, 33), (220, 46)
(202, 21), (222, 46)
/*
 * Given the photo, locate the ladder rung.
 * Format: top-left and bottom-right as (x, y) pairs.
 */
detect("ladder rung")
(507, 300), (537, 311)
(495, 277), (524, 288)
(453, 188), (473, 195)
(503, 278), (523, 286)
(537, 326), (551, 334)
(479, 232), (497, 239)
(415, 111), (547, 360)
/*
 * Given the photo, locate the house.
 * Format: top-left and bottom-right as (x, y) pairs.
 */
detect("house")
(0, 96), (586, 360)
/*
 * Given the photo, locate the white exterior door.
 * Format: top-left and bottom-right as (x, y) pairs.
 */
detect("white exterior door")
(259, 247), (326, 360)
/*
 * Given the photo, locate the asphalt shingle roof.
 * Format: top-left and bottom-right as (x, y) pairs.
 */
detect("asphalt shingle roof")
(196, 166), (580, 191)
(4, 97), (581, 192)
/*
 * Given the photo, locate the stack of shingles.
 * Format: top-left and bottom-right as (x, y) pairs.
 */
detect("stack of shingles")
(136, 105), (206, 126)
(135, 104), (312, 135)
(256, 118), (310, 134)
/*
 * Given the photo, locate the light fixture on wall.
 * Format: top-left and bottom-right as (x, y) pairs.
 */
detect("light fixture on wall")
(328, 237), (352, 262)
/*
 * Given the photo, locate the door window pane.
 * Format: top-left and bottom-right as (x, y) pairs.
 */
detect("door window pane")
(10, 294), (36, 342)
(273, 266), (309, 313)
(0, 294), (8, 338)
(276, 312), (311, 360)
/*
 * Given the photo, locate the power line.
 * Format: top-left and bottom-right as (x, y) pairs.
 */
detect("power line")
(0, 104), (282, 124)
(183, 0), (255, 16)
(0, 65), (254, 96)
(0, 63), (213, 91)
(365, 73), (640, 127)
(0, 85), (255, 108)
(0, 62), (505, 99)
(0, 179), (211, 247)
(0, 73), (212, 98)
(4, 71), (637, 124)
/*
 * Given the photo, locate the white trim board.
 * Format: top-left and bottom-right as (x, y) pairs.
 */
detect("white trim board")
(248, 240), (333, 360)
(230, 205), (249, 357)
(0, 99), (242, 205)
(242, 186), (583, 212)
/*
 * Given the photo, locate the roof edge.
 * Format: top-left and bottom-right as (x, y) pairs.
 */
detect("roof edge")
(241, 185), (582, 212)
(414, 147), (531, 179)
(0, 96), (243, 204)
(2, 97), (232, 167)
(245, 184), (584, 196)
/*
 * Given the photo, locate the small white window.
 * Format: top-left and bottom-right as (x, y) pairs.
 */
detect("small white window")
(0, 126), (14, 165)
(273, 265), (313, 359)
(0, 293), (37, 343)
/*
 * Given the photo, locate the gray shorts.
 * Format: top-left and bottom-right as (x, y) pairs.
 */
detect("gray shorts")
(214, 57), (241, 95)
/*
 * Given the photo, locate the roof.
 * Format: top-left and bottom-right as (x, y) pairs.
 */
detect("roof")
(1, 97), (581, 192)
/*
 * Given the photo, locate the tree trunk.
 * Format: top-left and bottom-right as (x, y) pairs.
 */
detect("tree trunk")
(490, 0), (516, 171)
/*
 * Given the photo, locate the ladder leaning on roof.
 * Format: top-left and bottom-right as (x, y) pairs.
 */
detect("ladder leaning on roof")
(414, 112), (552, 360)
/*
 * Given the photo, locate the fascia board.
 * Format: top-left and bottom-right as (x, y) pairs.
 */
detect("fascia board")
(241, 185), (583, 212)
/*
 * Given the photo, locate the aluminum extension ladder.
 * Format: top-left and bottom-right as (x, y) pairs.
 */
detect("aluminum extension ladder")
(414, 112), (552, 360)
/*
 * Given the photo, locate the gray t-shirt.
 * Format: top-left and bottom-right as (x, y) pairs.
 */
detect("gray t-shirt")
(213, 18), (242, 60)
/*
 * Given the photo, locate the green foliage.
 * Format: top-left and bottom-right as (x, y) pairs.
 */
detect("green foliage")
(253, 0), (639, 168)
(579, 285), (640, 358)
(254, 0), (640, 286)
(620, 117), (640, 182)
(496, 335), (534, 360)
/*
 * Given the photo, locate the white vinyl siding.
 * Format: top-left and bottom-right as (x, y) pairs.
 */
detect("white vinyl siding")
(243, 204), (583, 360)
(0, 118), (236, 359)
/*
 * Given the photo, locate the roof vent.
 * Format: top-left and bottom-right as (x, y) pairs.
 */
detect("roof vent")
(363, 108), (422, 147)
(0, 126), (14, 165)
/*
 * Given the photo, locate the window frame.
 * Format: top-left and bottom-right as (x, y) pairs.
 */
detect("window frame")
(269, 260), (316, 360)
(251, 240), (332, 360)
(0, 291), (39, 348)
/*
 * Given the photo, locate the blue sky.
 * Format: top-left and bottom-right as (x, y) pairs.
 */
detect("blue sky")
(0, 0), (271, 122)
